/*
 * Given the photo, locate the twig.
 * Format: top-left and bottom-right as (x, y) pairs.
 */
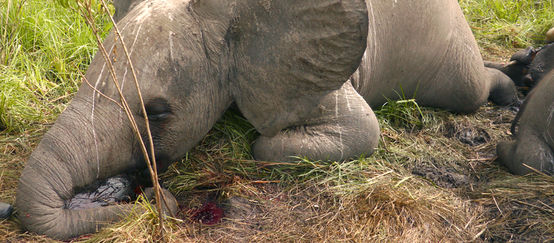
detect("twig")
(77, 0), (166, 239)
(512, 199), (553, 214)
(537, 200), (554, 212)
(250, 180), (281, 184)
(490, 190), (503, 216)
(522, 163), (550, 178)
(98, 0), (170, 227)
(78, 69), (123, 109)
(471, 226), (487, 241)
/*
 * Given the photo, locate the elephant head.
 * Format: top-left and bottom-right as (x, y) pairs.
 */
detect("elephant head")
(16, 0), (370, 240)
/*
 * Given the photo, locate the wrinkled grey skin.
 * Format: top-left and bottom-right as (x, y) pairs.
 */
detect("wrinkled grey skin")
(254, 0), (518, 161)
(485, 27), (554, 89)
(347, 0), (517, 113)
(497, 71), (554, 175)
(16, 0), (516, 240)
(527, 43), (554, 86)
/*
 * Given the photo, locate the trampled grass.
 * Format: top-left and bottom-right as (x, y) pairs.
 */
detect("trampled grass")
(0, 0), (553, 242)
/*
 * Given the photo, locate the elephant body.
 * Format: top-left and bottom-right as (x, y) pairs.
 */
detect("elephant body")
(497, 71), (554, 175)
(528, 43), (554, 86)
(16, 0), (516, 240)
(351, 0), (516, 111)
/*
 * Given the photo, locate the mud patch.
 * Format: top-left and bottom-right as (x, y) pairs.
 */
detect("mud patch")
(444, 122), (491, 146)
(412, 166), (469, 188)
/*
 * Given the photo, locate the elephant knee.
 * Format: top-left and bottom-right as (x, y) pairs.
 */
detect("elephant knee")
(487, 68), (518, 106)
(497, 137), (554, 175)
(496, 141), (515, 170)
(253, 125), (379, 162)
(253, 113), (380, 162)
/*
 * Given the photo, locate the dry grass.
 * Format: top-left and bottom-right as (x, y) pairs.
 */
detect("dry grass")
(0, 105), (541, 243)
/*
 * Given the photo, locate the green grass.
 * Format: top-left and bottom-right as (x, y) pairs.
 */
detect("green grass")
(0, 0), (112, 133)
(460, 0), (554, 50)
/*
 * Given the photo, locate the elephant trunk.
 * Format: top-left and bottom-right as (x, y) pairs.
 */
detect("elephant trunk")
(16, 97), (136, 240)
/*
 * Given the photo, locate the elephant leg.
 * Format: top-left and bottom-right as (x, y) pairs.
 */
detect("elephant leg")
(252, 82), (380, 162)
(497, 134), (554, 175)
(487, 67), (519, 106)
(0, 202), (12, 219)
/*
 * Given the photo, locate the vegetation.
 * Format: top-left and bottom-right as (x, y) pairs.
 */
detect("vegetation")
(0, 0), (553, 242)
(0, 0), (112, 132)
(460, 0), (554, 59)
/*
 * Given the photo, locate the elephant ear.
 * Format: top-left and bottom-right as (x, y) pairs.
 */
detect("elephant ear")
(230, 0), (369, 135)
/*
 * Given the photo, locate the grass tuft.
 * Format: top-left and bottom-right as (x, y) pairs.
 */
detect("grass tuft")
(375, 98), (427, 131)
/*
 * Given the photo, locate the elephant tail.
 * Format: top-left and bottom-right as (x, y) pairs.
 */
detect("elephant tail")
(510, 86), (539, 136)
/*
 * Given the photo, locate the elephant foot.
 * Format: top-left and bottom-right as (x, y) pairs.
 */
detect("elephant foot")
(0, 202), (13, 219)
(486, 67), (519, 106)
(497, 135), (554, 175)
(253, 82), (380, 162)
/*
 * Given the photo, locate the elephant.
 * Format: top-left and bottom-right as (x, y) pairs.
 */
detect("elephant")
(485, 27), (554, 89)
(497, 70), (554, 175)
(0, 202), (12, 219)
(15, 0), (517, 240)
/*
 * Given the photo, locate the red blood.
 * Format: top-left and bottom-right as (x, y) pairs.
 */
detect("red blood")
(134, 185), (144, 196)
(190, 202), (224, 225)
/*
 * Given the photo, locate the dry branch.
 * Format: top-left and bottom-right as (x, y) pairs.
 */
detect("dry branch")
(76, 0), (168, 239)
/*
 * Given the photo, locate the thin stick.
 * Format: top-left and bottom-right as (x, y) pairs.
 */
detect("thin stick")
(78, 69), (123, 109)
(522, 163), (550, 178)
(512, 199), (553, 214)
(77, 0), (166, 238)
(490, 190), (503, 216)
(98, 0), (170, 231)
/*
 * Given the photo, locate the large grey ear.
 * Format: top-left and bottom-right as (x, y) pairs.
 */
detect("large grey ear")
(230, 0), (369, 136)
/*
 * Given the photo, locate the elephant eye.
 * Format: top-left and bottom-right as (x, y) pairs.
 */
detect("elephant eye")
(144, 98), (172, 121)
